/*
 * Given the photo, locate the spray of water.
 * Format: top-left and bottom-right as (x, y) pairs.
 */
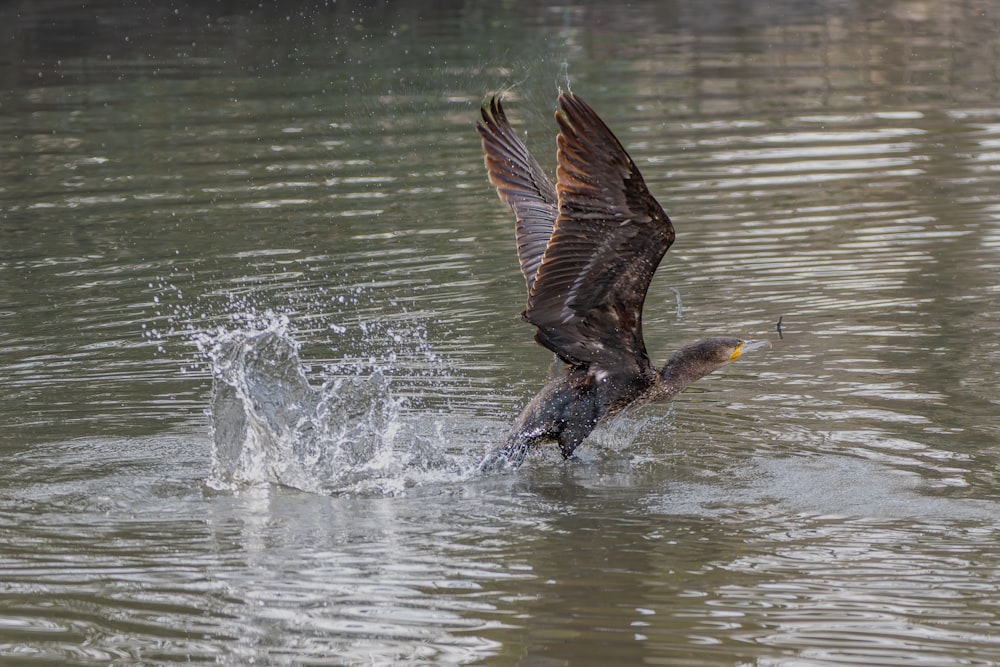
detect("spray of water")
(193, 313), (479, 496)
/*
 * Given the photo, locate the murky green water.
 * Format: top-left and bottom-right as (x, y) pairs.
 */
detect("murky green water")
(3, 1), (1000, 664)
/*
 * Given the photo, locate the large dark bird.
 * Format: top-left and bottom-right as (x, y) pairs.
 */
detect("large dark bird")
(477, 93), (767, 470)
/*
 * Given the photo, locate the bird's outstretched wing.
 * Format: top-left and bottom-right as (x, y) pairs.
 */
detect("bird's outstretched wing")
(476, 97), (558, 293)
(524, 93), (675, 372)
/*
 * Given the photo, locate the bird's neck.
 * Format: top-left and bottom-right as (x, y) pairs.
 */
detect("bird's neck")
(655, 364), (692, 400)
(656, 350), (717, 399)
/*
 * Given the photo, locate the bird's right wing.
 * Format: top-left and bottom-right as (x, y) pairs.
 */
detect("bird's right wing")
(524, 93), (675, 372)
(477, 97), (558, 293)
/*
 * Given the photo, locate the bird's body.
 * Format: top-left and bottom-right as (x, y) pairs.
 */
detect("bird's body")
(499, 365), (654, 464)
(476, 93), (766, 470)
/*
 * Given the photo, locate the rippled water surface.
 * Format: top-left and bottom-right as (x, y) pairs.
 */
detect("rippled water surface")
(3, 1), (1000, 664)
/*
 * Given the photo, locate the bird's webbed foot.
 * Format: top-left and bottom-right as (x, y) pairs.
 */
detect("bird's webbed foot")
(478, 440), (531, 473)
(557, 442), (577, 459)
(556, 421), (592, 460)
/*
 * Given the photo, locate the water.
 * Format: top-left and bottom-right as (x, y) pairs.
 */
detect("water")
(2, 0), (1000, 664)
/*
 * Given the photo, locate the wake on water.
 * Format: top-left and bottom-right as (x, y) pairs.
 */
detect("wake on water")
(195, 316), (481, 496)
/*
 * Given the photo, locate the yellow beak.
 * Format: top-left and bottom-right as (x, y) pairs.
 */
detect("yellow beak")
(730, 339), (770, 362)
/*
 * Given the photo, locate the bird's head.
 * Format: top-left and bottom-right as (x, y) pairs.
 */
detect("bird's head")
(675, 336), (768, 364)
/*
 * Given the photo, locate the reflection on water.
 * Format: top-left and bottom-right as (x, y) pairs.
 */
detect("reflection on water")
(2, 0), (1000, 664)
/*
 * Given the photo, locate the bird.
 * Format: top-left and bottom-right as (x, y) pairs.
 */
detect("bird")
(476, 92), (768, 470)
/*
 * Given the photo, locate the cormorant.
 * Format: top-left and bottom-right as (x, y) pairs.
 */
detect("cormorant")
(476, 93), (767, 470)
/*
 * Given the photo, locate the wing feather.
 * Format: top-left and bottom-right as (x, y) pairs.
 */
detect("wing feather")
(476, 97), (557, 293)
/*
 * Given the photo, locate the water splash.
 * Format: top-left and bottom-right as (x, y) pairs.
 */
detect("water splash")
(198, 315), (477, 496)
